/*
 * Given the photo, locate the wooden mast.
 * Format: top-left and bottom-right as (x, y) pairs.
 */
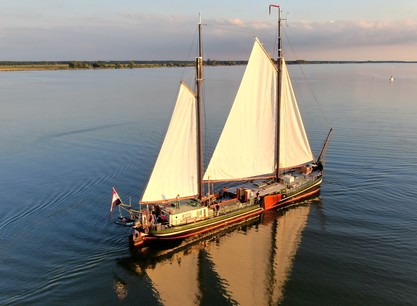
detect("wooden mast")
(196, 15), (204, 200)
(270, 4), (282, 181)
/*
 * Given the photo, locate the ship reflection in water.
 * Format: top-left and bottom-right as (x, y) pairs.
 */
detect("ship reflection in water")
(117, 202), (314, 305)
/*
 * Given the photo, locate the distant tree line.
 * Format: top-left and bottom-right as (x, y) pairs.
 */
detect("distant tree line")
(0, 60), (250, 70)
(66, 60), (250, 69)
(1, 60), (416, 71)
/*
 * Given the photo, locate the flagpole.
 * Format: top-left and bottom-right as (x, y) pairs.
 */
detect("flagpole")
(109, 187), (114, 222)
(110, 186), (122, 222)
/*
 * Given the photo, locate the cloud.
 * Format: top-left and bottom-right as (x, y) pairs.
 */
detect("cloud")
(288, 19), (417, 47)
(226, 18), (245, 26)
(280, 19), (417, 60)
(1, 13), (417, 61)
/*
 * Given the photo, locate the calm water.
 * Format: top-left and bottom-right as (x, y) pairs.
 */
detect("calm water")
(1, 64), (416, 305)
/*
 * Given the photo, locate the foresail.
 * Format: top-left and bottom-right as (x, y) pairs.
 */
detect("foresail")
(203, 38), (277, 181)
(279, 59), (314, 168)
(141, 82), (198, 203)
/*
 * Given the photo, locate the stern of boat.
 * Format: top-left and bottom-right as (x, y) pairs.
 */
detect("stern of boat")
(262, 172), (322, 210)
(263, 194), (283, 210)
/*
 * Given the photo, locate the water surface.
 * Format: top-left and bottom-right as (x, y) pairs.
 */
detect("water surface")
(0, 64), (416, 305)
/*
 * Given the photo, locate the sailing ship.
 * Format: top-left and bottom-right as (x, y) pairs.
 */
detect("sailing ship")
(110, 5), (332, 249)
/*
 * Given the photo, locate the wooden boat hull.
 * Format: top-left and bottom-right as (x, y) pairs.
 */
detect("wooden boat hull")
(130, 205), (263, 248)
(130, 175), (323, 249)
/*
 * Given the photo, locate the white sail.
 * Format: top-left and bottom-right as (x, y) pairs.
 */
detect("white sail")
(203, 38), (313, 182)
(279, 59), (314, 168)
(203, 38), (277, 181)
(141, 82), (197, 203)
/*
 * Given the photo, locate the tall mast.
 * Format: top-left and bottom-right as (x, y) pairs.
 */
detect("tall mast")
(196, 15), (204, 200)
(269, 4), (282, 181)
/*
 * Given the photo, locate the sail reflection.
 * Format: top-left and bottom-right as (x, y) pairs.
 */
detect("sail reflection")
(268, 205), (310, 304)
(207, 205), (311, 305)
(118, 203), (313, 305)
(145, 249), (200, 305)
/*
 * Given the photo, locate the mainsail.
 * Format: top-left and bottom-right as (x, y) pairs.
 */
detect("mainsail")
(141, 82), (198, 203)
(204, 38), (277, 181)
(204, 38), (313, 182)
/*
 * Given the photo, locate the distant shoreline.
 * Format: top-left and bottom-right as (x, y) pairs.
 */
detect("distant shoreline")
(1, 60), (416, 72)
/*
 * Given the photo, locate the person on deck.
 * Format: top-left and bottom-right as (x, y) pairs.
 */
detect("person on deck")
(222, 186), (228, 199)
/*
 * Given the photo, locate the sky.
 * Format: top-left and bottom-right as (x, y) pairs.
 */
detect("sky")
(1, 0), (417, 61)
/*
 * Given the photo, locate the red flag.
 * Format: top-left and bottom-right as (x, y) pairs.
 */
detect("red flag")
(110, 187), (122, 212)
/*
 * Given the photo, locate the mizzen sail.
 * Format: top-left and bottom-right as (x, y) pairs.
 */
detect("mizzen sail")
(279, 59), (314, 169)
(141, 82), (198, 203)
